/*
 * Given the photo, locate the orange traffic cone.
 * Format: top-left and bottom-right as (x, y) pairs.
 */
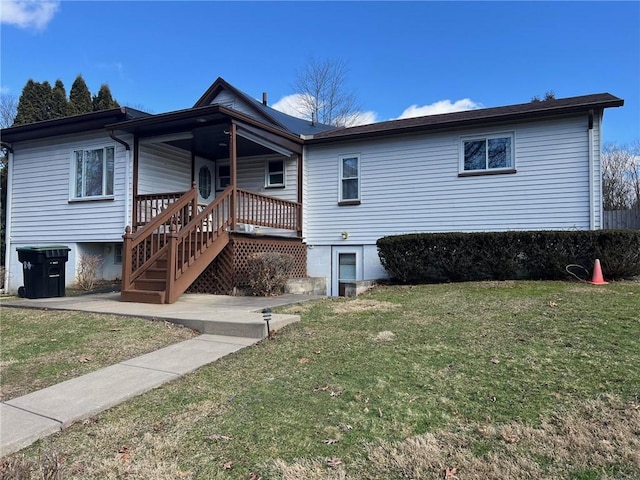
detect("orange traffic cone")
(588, 259), (608, 285)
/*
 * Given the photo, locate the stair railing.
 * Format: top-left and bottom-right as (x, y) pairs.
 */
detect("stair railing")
(122, 182), (198, 291)
(165, 185), (234, 302)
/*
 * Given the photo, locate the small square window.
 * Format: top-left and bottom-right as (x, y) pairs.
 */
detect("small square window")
(265, 159), (285, 187)
(114, 244), (123, 265)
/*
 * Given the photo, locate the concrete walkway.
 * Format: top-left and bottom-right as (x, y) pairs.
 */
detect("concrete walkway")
(0, 292), (323, 457)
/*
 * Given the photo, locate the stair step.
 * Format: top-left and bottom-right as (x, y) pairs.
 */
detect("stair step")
(143, 267), (167, 279)
(121, 289), (166, 304)
(134, 278), (166, 291)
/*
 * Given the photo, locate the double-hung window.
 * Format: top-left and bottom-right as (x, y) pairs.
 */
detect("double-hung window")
(460, 133), (515, 174)
(339, 154), (360, 204)
(265, 159), (285, 188)
(72, 145), (115, 199)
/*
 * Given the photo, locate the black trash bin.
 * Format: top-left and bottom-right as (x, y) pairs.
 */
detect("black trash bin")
(17, 246), (71, 299)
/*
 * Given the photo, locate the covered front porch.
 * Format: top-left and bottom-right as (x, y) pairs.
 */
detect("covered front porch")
(108, 104), (307, 303)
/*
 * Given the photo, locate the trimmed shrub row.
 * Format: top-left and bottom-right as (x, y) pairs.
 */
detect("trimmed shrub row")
(377, 230), (640, 284)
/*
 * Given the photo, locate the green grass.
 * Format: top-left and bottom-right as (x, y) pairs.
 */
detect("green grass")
(0, 306), (197, 400)
(4, 281), (640, 479)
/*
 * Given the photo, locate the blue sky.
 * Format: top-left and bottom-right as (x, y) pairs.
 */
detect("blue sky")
(1, 1), (638, 144)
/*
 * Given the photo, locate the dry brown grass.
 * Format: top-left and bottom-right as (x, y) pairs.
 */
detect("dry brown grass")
(266, 395), (639, 479)
(365, 394), (640, 479)
(373, 330), (396, 342)
(270, 459), (346, 479)
(331, 299), (397, 314)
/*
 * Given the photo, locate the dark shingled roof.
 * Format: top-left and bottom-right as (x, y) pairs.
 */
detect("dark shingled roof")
(194, 77), (336, 136)
(307, 93), (624, 143)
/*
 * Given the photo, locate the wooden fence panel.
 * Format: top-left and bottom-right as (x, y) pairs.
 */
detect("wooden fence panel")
(603, 209), (640, 229)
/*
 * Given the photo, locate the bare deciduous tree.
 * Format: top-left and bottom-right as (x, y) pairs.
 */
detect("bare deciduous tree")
(293, 57), (361, 127)
(0, 93), (18, 129)
(602, 142), (640, 210)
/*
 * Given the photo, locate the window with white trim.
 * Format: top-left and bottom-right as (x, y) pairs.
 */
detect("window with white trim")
(217, 163), (230, 190)
(460, 133), (514, 173)
(339, 154), (360, 203)
(265, 159), (285, 187)
(71, 145), (115, 199)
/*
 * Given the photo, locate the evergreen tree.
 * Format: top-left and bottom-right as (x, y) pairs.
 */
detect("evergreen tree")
(14, 79), (39, 125)
(92, 83), (120, 111)
(68, 75), (93, 115)
(13, 80), (54, 125)
(50, 79), (68, 119)
(35, 81), (53, 120)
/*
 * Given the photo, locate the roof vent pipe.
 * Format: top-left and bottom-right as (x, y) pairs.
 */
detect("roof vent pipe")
(262, 92), (268, 106)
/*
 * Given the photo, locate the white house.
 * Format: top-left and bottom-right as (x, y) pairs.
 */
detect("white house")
(0, 78), (623, 300)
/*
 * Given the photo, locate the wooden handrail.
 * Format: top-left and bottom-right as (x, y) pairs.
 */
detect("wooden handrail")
(166, 186), (234, 302)
(122, 183), (198, 290)
(235, 188), (301, 232)
(134, 190), (187, 229)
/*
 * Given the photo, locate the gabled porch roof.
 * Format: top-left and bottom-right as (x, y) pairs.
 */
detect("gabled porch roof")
(106, 103), (304, 158)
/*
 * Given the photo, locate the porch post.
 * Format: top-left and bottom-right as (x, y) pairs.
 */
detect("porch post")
(297, 153), (303, 237)
(230, 123), (237, 231)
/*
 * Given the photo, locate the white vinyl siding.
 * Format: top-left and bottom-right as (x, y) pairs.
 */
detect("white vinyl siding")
(8, 131), (131, 244)
(209, 90), (258, 118)
(216, 154), (298, 203)
(137, 143), (191, 194)
(304, 115), (595, 246)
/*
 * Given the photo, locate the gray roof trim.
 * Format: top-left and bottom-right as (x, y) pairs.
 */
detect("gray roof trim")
(106, 103), (304, 145)
(307, 93), (624, 143)
(0, 107), (150, 144)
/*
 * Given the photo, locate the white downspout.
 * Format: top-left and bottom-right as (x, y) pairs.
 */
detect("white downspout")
(124, 148), (131, 230)
(3, 149), (14, 292)
(588, 109), (595, 230)
(109, 130), (131, 231)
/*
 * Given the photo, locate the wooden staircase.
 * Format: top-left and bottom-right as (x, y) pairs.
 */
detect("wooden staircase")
(121, 184), (232, 304)
(121, 255), (169, 304)
(121, 183), (302, 304)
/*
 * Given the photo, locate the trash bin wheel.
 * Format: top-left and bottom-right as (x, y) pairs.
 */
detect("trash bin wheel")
(18, 286), (26, 298)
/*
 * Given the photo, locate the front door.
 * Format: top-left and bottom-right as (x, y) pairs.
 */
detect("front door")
(195, 157), (215, 205)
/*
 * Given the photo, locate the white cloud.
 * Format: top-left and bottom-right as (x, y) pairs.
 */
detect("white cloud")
(272, 93), (378, 127)
(396, 98), (483, 119)
(341, 110), (378, 127)
(272, 93), (482, 128)
(0, 85), (10, 94)
(271, 93), (309, 118)
(0, 0), (60, 30)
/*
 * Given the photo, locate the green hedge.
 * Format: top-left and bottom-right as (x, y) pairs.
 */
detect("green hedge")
(377, 230), (640, 283)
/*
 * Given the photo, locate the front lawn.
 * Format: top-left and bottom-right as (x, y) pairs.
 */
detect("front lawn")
(3, 281), (639, 479)
(0, 307), (197, 400)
